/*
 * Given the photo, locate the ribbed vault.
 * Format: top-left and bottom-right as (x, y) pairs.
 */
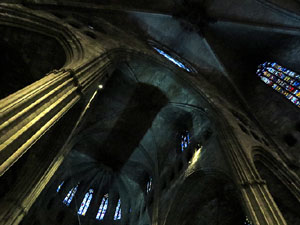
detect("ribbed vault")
(21, 57), (236, 225)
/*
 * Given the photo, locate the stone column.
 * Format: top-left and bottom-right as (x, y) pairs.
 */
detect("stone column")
(0, 53), (111, 224)
(217, 114), (288, 225)
(241, 179), (287, 225)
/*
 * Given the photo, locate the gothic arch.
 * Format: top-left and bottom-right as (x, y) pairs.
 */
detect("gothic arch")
(163, 169), (245, 225)
(0, 5), (84, 66)
(253, 147), (300, 225)
(252, 147), (300, 201)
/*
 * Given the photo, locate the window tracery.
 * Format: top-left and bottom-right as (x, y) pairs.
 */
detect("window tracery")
(257, 62), (300, 108)
(78, 189), (94, 216)
(63, 185), (78, 206)
(96, 194), (109, 220)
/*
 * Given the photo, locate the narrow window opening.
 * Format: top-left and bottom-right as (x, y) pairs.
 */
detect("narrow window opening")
(78, 189), (94, 216)
(56, 181), (64, 193)
(114, 199), (122, 220)
(181, 130), (190, 152)
(146, 177), (152, 194)
(96, 194), (109, 220)
(153, 47), (191, 72)
(63, 185), (78, 206)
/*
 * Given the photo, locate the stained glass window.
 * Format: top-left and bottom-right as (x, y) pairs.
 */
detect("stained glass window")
(181, 131), (190, 152)
(147, 177), (152, 193)
(153, 47), (191, 72)
(56, 181), (64, 193)
(113, 199), (121, 220)
(63, 185), (78, 206)
(96, 194), (109, 220)
(257, 62), (300, 108)
(78, 189), (94, 216)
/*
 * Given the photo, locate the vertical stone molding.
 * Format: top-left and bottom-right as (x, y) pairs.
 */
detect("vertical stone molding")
(0, 69), (81, 176)
(216, 113), (288, 225)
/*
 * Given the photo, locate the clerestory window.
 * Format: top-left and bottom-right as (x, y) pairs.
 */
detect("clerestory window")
(56, 181), (64, 193)
(96, 194), (109, 220)
(257, 62), (300, 108)
(146, 177), (152, 194)
(181, 131), (190, 152)
(114, 199), (122, 220)
(152, 46), (191, 72)
(63, 185), (78, 206)
(78, 189), (94, 216)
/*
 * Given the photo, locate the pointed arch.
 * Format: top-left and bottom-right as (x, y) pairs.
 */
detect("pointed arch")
(63, 185), (78, 206)
(78, 189), (94, 216)
(96, 194), (109, 220)
(114, 199), (122, 220)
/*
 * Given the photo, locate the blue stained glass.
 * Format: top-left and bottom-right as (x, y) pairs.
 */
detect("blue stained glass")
(147, 177), (152, 193)
(96, 194), (109, 220)
(257, 62), (300, 108)
(63, 185), (78, 206)
(57, 181), (64, 192)
(78, 189), (94, 216)
(153, 47), (191, 72)
(114, 199), (121, 220)
(181, 131), (190, 152)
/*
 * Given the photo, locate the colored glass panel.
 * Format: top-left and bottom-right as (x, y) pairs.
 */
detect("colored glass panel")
(63, 185), (78, 206)
(153, 47), (191, 72)
(56, 181), (64, 193)
(181, 131), (190, 152)
(257, 62), (300, 108)
(78, 189), (94, 216)
(147, 177), (152, 193)
(96, 194), (109, 220)
(114, 199), (121, 220)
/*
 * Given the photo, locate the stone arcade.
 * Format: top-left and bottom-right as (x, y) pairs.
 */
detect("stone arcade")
(0, 1), (300, 225)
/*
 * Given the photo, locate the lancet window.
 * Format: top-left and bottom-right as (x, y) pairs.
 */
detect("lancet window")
(78, 189), (94, 216)
(147, 177), (152, 193)
(96, 194), (109, 220)
(257, 62), (300, 108)
(114, 199), (122, 220)
(181, 131), (190, 152)
(63, 185), (78, 206)
(56, 181), (64, 193)
(153, 47), (191, 72)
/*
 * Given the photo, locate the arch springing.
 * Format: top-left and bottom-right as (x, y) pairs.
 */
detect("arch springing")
(96, 194), (109, 220)
(257, 62), (300, 108)
(63, 185), (78, 206)
(113, 199), (122, 220)
(78, 189), (94, 216)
